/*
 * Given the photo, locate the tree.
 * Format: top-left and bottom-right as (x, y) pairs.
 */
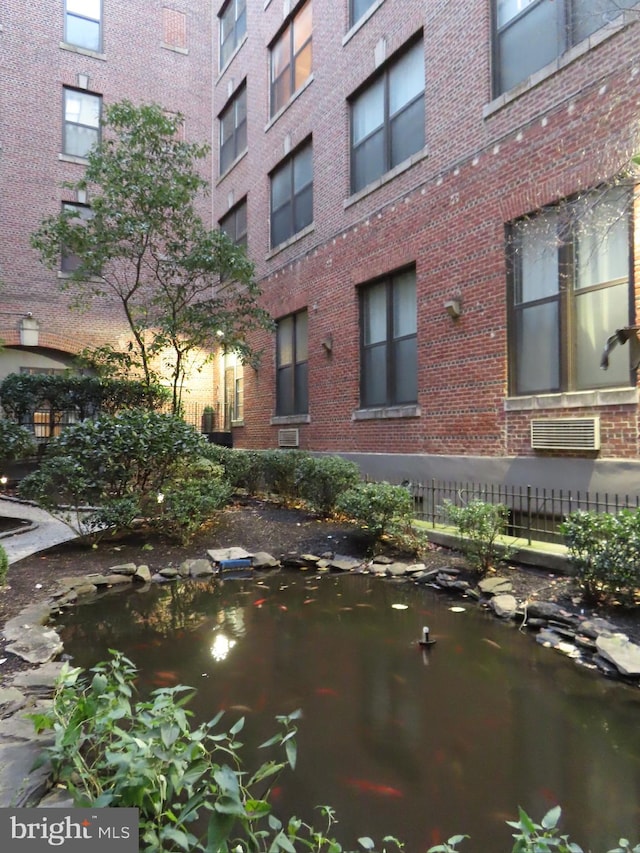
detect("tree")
(31, 101), (273, 414)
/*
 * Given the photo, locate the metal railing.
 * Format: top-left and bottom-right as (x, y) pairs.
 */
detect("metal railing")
(408, 480), (640, 546)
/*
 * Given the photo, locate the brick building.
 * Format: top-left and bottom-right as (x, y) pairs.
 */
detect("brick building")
(0, 0), (215, 426)
(2, 1), (640, 497)
(214, 0), (640, 496)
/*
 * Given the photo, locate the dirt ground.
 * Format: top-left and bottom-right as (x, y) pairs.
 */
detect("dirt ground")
(1, 497), (638, 679)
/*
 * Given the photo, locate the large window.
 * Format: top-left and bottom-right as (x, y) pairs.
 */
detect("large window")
(64, 0), (101, 52)
(220, 198), (247, 249)
(63, 88), (101, 158)
(350, 38), (425, 194)
(350, 0), (377, 26)
(219, 0), (246, 68)
(494, 0), (637, 95)
(360, 269), (417, 408)
(276, 310), (308, 416)
(61, 202), (93, 272)
(219, 83), (247, 174)
(270, 0), (312, 117)
(508, 187), (631, 395)
(270, 141), (313, 248)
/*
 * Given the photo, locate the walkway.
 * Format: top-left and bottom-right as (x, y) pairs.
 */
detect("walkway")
(0, 498), (78, 564)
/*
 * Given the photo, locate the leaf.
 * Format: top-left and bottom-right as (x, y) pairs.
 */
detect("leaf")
(229, 716), (245, 736)
(285, 737), (297, 771)
(207, 812), (235, 852)
(358, 838), (376, 850)
(541, 805), (562, 830)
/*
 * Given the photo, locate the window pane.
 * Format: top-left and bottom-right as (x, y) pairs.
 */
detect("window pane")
(514, 210), (559, 303)
(364, 282), (387, 345)
(393, 337), (417, 403)
(390, 96), (424, 168)
(575, 189), (629, 288)
(362, 343), (387, 406)
(278, 316), (294, 366)
(277, 366), (294, 415)
(294, 41), (313, 89)
(573, 0), (636, 42)
(65, 90), (100, 127)
(294, 184), (313, 233)
(271, 32), (290, 79)
(66, 17), (100, 50)
(293, 146), (312, 191)
(295, 361), (308, 413)
(352, 79), (384, 145)
(515, 302), (560, 393)
(353, 128), (385, 192)
(272, 74), (290, 115)
(271, 164), (291, 212)
(67, 0), (100, 16)
(497, 0), (536, 27)
(271, 204), (291, 246)
(64, 124), (98, 157)
(352, 0), (376, 24)
(294, 1), (312, 51)
(393, 272), (416, 337)
(295, 311), (308, 362)
(497, 0), (559, 92)
(575, 282), (629, 389)
(389, 42), (424, 116)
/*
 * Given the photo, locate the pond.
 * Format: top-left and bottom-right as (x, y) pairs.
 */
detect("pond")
(57, 571), (640, 851)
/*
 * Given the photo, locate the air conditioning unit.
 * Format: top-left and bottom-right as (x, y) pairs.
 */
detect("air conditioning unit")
(530, 417), (600, 451)
(278, 428), (300, 448)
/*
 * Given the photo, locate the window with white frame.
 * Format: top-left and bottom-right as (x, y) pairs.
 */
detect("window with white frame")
(350, 38), (425, 194)
(350, 0), (377, 26)
(276, 310), (308, 416)
(494, 0), (637, 95)
(270, 0), (312, 117)
(63, 88), (101, 158)
(220, 0), (246, 68)
(508, 186), (632, 395)
(360, 269), (417, 407)
(64, 0), (102, 52)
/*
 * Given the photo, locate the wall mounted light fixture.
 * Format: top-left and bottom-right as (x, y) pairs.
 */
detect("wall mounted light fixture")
(444, 299), (461, 319)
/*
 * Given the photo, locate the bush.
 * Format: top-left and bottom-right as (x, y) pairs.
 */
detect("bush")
(336, 482), (414, 541)
(19, 410), (227, 541)
(561, 509), (640, 605)
(295, 454), (360, 515)
(0, 419), (37, 462)
(156, 478), (232, 544)
(204, 445), (265, 493)
(442, 499), (512, 576)
(260, 449), (308, 498)
(0, 544), (8, 586)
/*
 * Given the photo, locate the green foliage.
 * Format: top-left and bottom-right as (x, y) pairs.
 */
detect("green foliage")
(442, 499), (512, 576)
(295, 455), (361, 515)
(0, 543), (8, 586)
(31, 100), (273, 413)
(203, 446), (265, 493)
(561, 509), (640, 605)
(0, 372), (168, 423)
(157, 478), (232, 544)
(19, 410), (227, 541)
(336, 482), (414, 542)
(0, 419), (37, 461)
(260, 450), (309, 498)
(29, 652), (401, 853)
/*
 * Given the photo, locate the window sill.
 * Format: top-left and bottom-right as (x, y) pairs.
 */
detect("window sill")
(270, 414), (311, 425)
(216, 148), (248, 184)
(59, 42), (105, 60)
(57, 271), (103, 283)
(344, 148), (429, 209)
(352, 404), (421, 421)
(484, 11), (633, 118)
(161, 42), (189, 55)
(504, 387), (639, 412)
(264, 75), (314, 132)
(58, 153), (89, 165)
(266, 222), (315, 259)
(217, 33), (248, 80)
(230, 419), (245, 427)
(342, 0), (386, 45)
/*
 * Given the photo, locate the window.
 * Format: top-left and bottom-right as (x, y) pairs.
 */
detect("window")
(63, 88), (101, 158)
(270, 141), (313, 247)
(350, 0), (376, 26)
(220, 198), (247, 249)
(220, 0), (246, 68)
(270, 0), (312, 117)
(350, 38), (425, 194)
(360, 269), (417, 407)
(219, 83), (247, 174)
(494, 0), (637, 95)
(61, 203), (93, 272)
(508, 187), (631, 395)
(64, 0), (101, 52)
(276, 310), (308, 416)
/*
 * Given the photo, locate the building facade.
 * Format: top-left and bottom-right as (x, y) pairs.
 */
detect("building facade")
(213, 0), (640, 496)
(0, 0), (215, 425)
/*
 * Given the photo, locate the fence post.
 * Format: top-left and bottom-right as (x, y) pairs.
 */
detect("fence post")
(430, 478), (436, 529)
(527, 484), (532, 546)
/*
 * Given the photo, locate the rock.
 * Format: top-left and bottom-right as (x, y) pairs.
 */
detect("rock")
(536, 629), (580, 659)
(579, 617), (621, 639)
(300, 553), (321, 564)
(596, 634), (640, 677)
(6, 624), (64, 664)
(524, 601), (577, 625)
(252, 551), (280, 569)
(0, 686), (26, 716)
(371, 555), (393, 565)
(158, 567), (179, 579)
(386, 562), (409, 577)
(490, 593), (518, 618)
(11, 662), (65, 696)
(404, 562), (427, 575)
(181, 559), (213, 577)
(134, 565), (152, 583)
(207, 547), (253, 562)
(328, 555), (364, 572)
(478, 577), (513, 595)
(84, 573), (133, 587)
(108, 562), (137, 575)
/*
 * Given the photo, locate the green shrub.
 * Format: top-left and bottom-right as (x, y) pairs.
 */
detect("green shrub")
(561, 509), (640, 605)
(204, 445), (265, 493)
(0, 419), (37, 462)
(156, 478), (232, 544)
(336, 482), (414, 541)
(296, 454), (360, 515)
(442, 499), (512, 576)
(0, 544), (8, 586)
(260, 449), (308, 498)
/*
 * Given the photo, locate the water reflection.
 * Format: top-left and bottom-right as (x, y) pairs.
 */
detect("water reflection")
(56, 572), (640, 851)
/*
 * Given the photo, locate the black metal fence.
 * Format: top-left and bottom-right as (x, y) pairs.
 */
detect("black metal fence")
(408, 480), (640, 546)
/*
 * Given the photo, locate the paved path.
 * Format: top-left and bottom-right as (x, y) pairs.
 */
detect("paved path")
(0, 498), (78, 564)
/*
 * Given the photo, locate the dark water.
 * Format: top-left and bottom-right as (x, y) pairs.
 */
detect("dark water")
(57, 572), (640, 851)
